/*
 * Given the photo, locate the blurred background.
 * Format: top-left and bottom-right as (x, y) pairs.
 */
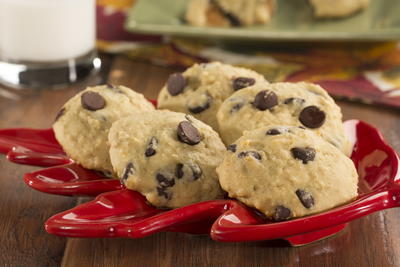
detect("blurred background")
(0, 0), (399, 108)
(95, 0), (400, 109)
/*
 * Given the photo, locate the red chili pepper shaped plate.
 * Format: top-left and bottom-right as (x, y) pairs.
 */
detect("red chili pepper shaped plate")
(1, 120), (399, 245)
(43, 120), (399, 245)
(0, 128), (70, 166)
(23, 163), (123, 196)
(0, 128), (121, 196)
(44, 188), (350, 246)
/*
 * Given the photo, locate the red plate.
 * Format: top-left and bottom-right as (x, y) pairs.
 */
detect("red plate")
(0, 120), (399, 246)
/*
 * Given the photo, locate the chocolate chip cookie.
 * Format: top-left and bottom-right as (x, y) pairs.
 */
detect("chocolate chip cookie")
(216, 126), (358, 220)
(157, 62), (266, 130)
(186, 0), (275, 27)
(309, 0), (369, 18)
(217, 82), (352, 155)
(53, 85), (154, 174)
(108, 110), (226, 208)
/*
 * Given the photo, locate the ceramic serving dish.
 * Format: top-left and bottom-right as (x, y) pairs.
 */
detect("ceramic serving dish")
(126, 0), (400, 41)
(0, 119), (398, 246)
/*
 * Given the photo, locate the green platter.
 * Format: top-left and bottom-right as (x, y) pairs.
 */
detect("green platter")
(126, 0), (400, 41)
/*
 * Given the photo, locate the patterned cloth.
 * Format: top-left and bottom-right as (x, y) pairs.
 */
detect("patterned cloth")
(96, 0), (400, 108)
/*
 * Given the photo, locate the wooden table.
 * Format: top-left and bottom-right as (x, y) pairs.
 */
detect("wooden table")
(1, 54), (399, 267)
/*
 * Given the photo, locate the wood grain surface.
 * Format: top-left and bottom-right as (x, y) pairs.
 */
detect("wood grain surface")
(0, 55), (399, 267)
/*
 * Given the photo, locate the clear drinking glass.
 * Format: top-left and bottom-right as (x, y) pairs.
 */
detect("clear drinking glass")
(0, 0), (101, 89)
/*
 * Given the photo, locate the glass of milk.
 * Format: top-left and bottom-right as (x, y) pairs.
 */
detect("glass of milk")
(0, 0), (101, 89)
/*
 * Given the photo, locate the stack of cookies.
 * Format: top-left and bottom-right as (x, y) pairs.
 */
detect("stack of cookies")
(53, 62), (358, 221)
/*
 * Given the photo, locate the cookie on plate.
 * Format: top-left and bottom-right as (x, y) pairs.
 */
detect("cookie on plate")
(53, 84), (154, 175)
(217, 82), (352, 155)
(217, 126), (358, 220)
(108, 110), (225, 209)
(157, 62), (266, 130)
(185, 0), (275, 27)
(309, 0), (369, 18)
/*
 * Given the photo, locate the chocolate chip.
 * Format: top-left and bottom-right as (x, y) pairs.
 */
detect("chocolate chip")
(81, 91), (106, 111)
(188, 95), (212, 114)
(156, 173), (175, 188)
(296, 189), (314, 209)
(299, 106), (326, 129)
(227, 144), (237, 152)
(238, 151), (262, 160)
(233, 77), (256, 91)
(189, 163), (202, 181)
(266, 128), (281, 135)
(145, 137), (158, 157)
(274, 205), (292, 221)
(298, 126), (306, 129)
(176, 164), (184, 179)
(157, 187), (171, 199)
(106, 83), (116, 89)
(177, 121), (201, 145)
(284, 97), (305, 105)
(252, 90), (278, 111)
(156, 172), (175, 200)
(175, 163), (202, 181)
(291, 147), (316, 164)
(55, 107), (65, 122)
(122, 162), (134, 181)
(167, 73), (186, 96)
(237, 151), (247, 158)
(230, 102), (244, 113)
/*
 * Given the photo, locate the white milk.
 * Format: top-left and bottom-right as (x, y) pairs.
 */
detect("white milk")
(0, 0), (95, 62)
